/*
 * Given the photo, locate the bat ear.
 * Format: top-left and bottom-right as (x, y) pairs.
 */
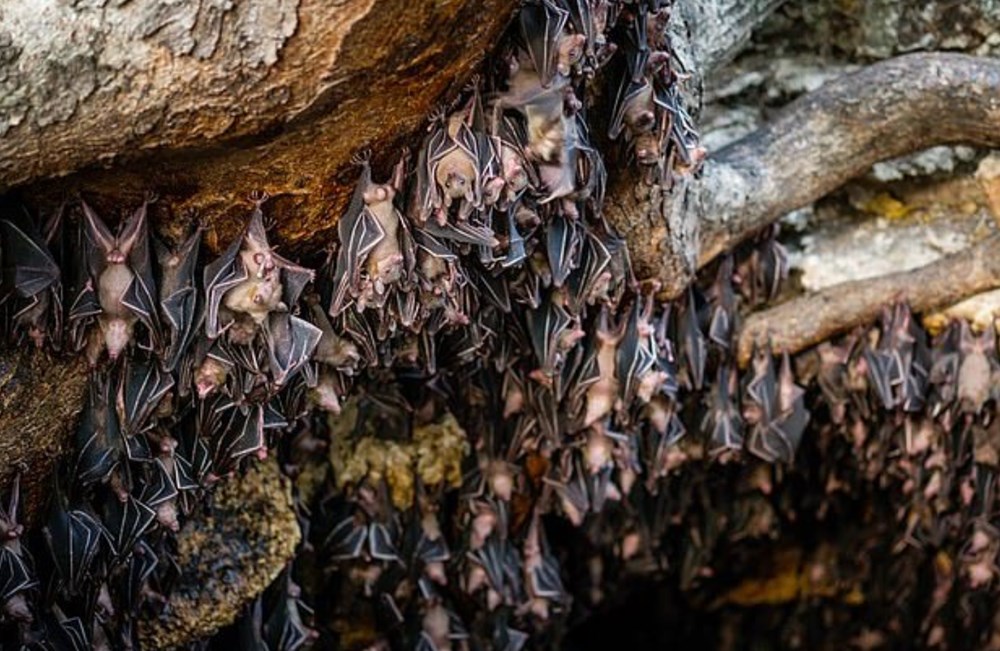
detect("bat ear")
(81, 200), (117, 255)
(117, 200), (150, 258)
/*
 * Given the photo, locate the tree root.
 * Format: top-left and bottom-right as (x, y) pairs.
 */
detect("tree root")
(735, 233), (1000, 367)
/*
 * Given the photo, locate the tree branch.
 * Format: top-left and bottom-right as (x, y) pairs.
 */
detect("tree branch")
(735, 234), (1000, 367)
(615, 53), (1000, 299)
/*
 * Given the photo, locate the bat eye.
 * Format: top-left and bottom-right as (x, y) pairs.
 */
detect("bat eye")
(254, 252), (265, 265)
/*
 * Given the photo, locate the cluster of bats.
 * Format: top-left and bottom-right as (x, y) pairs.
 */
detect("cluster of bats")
(1, 0), (997, 649)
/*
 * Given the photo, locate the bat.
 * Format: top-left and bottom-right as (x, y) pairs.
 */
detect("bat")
(0, 207), (63, 349)
(546, 211), (581, 287)
(75, 374), (123, 490)
(100, 494), (156, 560)
(526, 292), (577, 387)
(708, 255), (735, 350)
(352, 151), (412, 310)
(517, 0), (571, 87)
(330, 160), (387, 316)
(412, 104), (482, 226)
(679, 287), (706, 390)
(42, 488), (108, 596)
(262, 312), (322, 388)
(617, 295), (659, 406)
(702, 365), (743, 456)
(263, 572), (315, 651)
(206, 398), (265, 470)
(205, 196), (314, 339)
(117, 358), (175, 438)
(120, 539), (157, 614)
(154, 226), (202, 372)
(747, 352), (809, 463)
(958, 320), (998, 415)
(81, 199), (160, 360)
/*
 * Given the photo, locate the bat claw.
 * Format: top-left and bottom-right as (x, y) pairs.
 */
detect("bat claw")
(248, 190), (270, 206)
(351, 149), (372, 166)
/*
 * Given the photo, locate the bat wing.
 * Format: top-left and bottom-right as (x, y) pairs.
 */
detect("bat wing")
(368, 521), (400, 562)
(327, 516), (367, 560)
(420, 219), (497, 248)
(0, 216), (60, 298)
(607, 51), (650, 139)
(274, 253), (315, 307)
(122, 539), (158, 613)
(546, 211), (580, 287)
(331, 206), (384, 316)
(263, 313), (323, 388)
(102, 494), (156, 559)
(518, 0), (569, 87)
(43, 504), (106, 595)
(119, 359), (175, 437)
(0, 546), (35, 602)
(161, 286), (200, 372)
(122, 204), (161, 347)
(80, 201), (115, 272)
(212, 402), (265, 467)
(203, 234), (247, 339)
(526, 295), (571, 377)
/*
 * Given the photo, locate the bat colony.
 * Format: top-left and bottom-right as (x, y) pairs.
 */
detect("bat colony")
(0, 1), (998, 649)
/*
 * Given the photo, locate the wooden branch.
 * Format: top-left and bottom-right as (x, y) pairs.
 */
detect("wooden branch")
(615, 53), (1000, 299)
(735, 234), (1000, 367)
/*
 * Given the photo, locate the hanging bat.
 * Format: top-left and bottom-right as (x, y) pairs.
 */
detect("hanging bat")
(75, 374), (124, 492)
(204, 195), (314, 340)
(679, 287), (706, 390)
(546, 211), (581, 287)
(517, 0), (584, 87)
(42, 488), (108, 596)
(330, 158), (389, 316)
(116, 358), (175, 438)
(958, 321), (999, 415)
(120, 539), (157, 615)
(139, 458), (181, 531)
(100, 494), (156, 560)
(580, 306), (625, 427)
(702, 365), (743, 456)
(262, 312), (322, 389)
(412, 105), (482, 226)
(708, 255), (735, 350)
(263, 570), (315, 651)
(81, 199), (160, 360)
(206, 398), (266, 470)
(526, 292), (581, 387)
(0, 207), (62, 349)
(154, 225), (202, 372)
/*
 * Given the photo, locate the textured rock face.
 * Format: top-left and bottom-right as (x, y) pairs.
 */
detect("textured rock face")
(138, 458), (300, 648)
(0, 350), (88, 527)
(4, 0), (519, 252)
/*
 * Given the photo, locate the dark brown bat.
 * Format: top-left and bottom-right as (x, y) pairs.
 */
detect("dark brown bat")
(100, 494), (155, 560)
(154, 226), (202, 372)
(546, 211), (581, 287)
(116, 358), (175, 438)
(679, 287), (706, 390)
(702, 365), (743, 456)
(263, 570), (315, 651)
(0, 207), (63, 349)
(42, 482), (108, 596)
(262, 312), (323, 388)
(81, 199), (159, 360)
